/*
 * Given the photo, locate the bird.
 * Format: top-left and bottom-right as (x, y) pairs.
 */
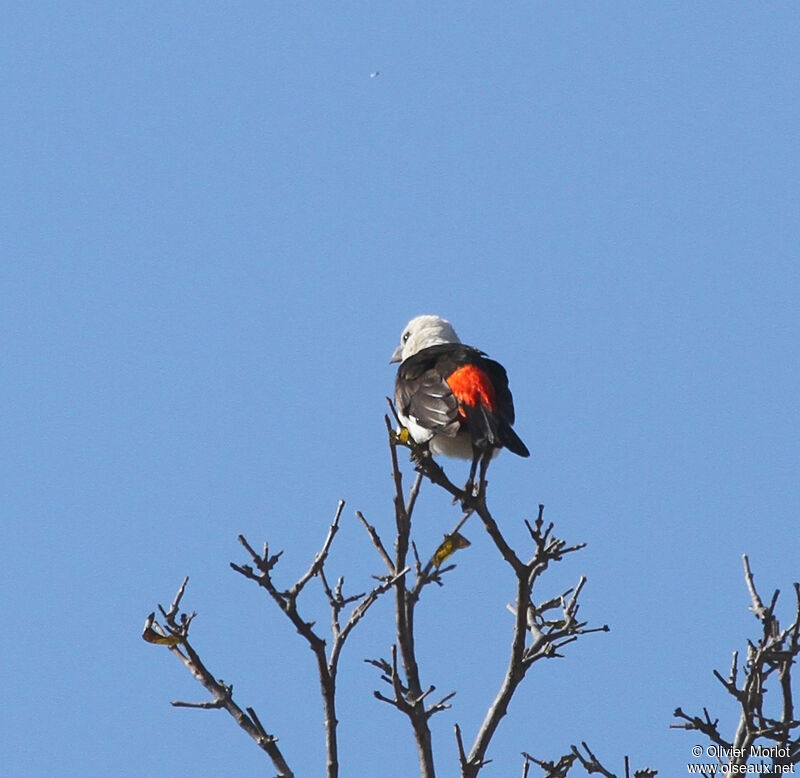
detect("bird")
(390, 314), (529, 496)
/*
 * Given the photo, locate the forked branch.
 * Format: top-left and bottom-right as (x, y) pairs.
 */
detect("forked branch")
(672, 556), (800, 769)
(387, 408), (607, 777)
(230, 500), (401, 778)
(142, 578), (294, 777)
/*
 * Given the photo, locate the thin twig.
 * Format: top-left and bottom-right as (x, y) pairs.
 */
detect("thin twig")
(356, 510), (395, 573)
(289, 500), (345, 599)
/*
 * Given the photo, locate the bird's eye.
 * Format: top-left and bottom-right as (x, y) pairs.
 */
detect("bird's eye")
(402, 332), (410, 343)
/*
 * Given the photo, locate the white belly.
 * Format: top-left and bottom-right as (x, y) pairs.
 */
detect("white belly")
(429, 431), (474, 459)
(399, 414), (500, 461)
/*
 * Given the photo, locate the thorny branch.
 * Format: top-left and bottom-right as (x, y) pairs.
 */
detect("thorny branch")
(142, 578), (294, 778)
(671, 555), (800, 769)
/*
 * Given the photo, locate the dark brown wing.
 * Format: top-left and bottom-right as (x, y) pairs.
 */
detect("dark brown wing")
(395, 343), (529, 456)
(394, 346), (466, 437)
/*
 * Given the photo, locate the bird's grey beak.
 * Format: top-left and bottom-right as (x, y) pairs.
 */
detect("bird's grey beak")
(390, 345), (403, 364)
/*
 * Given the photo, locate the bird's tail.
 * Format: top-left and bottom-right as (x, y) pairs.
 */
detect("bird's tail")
(501, 425), (530, 458)
(465, 404), (530, 458)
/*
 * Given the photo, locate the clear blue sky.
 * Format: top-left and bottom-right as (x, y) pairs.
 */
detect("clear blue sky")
(2, 4), (798, 776)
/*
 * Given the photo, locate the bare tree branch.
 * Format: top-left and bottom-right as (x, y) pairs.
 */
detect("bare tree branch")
(381, 414), (439, 777)
(454, 501), (607, 777)
(288, 500), (346, 599)
(672, 557), (800, 769)
(355, 509), (395, 573)
(145, 409), (680, 777)
(385, 408), (607, 777)
(230, 500), (401, 778)
(523, 744), (656, 778)
(571, 741), (617, 777)
(143, 578), (294, 777)
(521, 750), (577, 778)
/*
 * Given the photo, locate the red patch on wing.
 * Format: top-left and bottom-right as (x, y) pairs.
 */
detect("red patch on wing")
(446, 364), (497, 414)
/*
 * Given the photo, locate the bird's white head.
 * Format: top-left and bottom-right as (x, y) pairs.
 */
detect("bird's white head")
(390, 314), (461, 363)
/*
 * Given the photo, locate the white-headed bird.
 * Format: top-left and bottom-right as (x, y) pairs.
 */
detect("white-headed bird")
(391, 314), (529, 495)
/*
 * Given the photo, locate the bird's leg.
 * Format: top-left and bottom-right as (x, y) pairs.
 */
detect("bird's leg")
(409, 438), (431, 465)
(463, 447), (481, 498)
(476, 448), (493, 497)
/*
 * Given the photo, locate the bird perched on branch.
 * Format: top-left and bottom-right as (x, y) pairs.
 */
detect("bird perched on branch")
(390, 314), (529, 496)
